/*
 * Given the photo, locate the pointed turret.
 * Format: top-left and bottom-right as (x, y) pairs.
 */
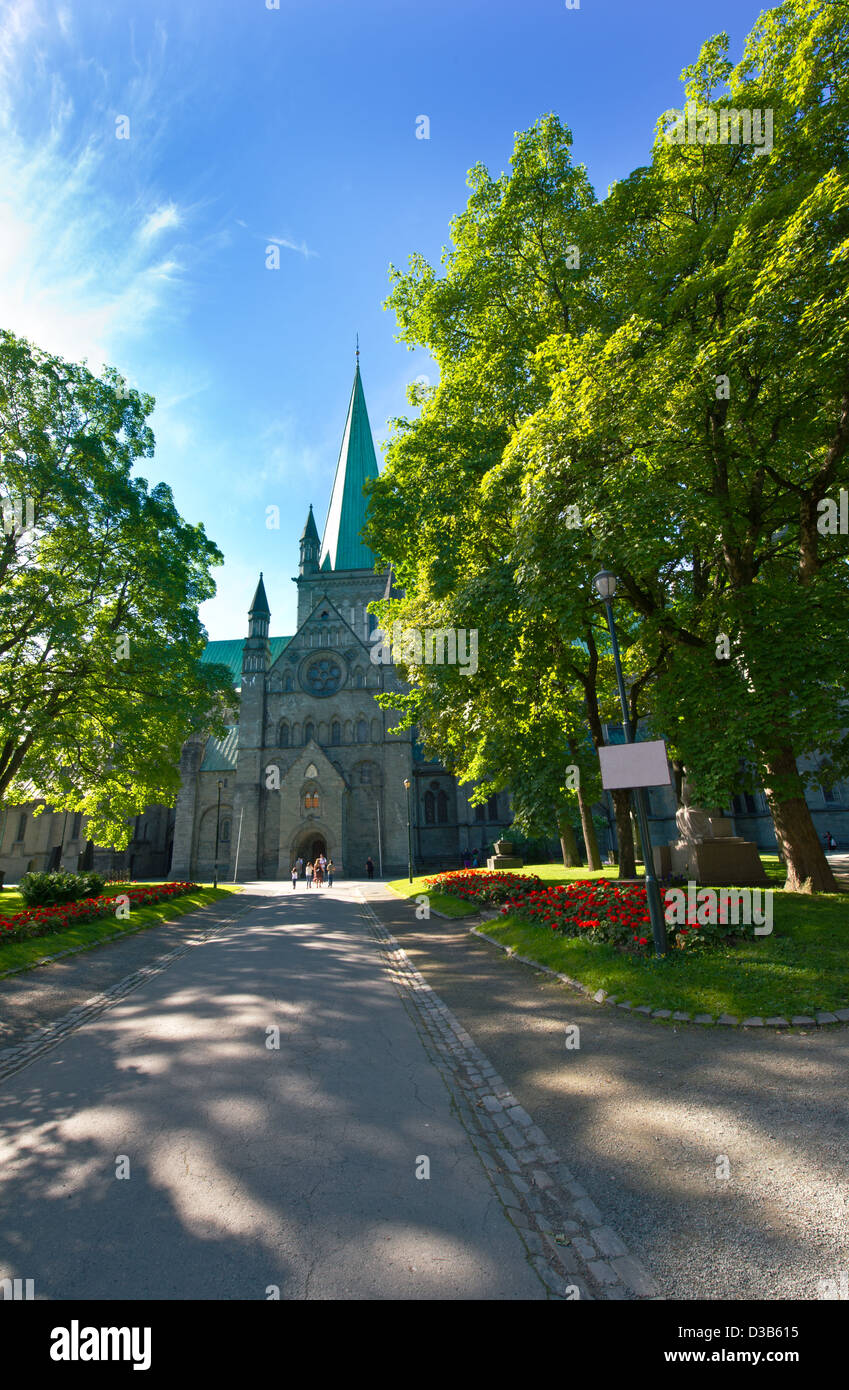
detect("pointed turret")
(299, 505), (320, 576)
(243, 572), (271, 677)
(319, 360), (379, 571)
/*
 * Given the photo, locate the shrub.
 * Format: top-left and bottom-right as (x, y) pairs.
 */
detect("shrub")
(19, 870), (107, 906)
(424, 870), (543, 905)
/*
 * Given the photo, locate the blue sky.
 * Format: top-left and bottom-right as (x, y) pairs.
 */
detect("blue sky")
(0, 0), (770, 638)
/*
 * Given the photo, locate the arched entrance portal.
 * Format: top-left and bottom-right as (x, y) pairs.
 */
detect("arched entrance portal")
(292, 832), (327, 865)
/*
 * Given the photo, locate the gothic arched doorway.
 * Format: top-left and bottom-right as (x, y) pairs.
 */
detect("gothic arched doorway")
(292, 832), (328, 865)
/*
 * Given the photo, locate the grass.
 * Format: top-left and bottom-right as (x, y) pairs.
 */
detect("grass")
(387, 874), (480, 918)
(0, 883), (242, 976)
(391, 860), (849, 1018)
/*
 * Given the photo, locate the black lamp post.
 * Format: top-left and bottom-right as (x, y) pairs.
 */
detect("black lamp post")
(404, 778), (414, 883)
(214, 779), (223, 888)
(593, 569), (668, 957)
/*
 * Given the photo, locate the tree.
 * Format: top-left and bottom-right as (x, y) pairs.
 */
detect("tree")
(0, 330), (233, 846)
(512, 0), (848, 890)
(368, 117), (634, 868)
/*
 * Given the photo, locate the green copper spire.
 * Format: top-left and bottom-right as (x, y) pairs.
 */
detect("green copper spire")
(319, 360), (379, 571)
(249, 572), (270, 616)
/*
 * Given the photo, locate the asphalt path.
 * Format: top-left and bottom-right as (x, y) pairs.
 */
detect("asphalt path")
(364, 883), (849, 1301)
(0, 883), (547, 1300)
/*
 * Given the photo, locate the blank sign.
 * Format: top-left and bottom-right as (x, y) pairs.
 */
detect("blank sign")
(598, 739), (672, 790)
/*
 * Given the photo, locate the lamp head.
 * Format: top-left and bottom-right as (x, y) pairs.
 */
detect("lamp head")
(403, 778), (411, 790)
(593, 569), (618, 602)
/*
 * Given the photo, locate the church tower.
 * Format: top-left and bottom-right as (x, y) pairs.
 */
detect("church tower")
(232, 573), (272, 879)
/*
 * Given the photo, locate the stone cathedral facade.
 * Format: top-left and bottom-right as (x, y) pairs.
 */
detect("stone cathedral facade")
(167, 362), (511, 881)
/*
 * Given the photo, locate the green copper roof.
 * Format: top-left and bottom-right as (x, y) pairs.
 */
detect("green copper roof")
(300, 505), (320, 543)
(249, 573), (270, 616)
(319, 364), (379, 571)
(202, 635), (292, 687)
(201, 725), (239, 772)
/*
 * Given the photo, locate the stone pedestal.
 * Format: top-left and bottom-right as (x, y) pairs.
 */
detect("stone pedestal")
(487, 855), (523, 869)
(655, 807), (767, 886)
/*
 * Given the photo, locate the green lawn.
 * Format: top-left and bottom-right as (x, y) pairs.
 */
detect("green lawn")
(390, 860), (849, 1018)
(0, 883), (242, 975)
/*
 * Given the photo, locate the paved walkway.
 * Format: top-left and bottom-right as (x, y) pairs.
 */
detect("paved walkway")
(0, 883), (654, 1301)
(364, 883), (849, 1301)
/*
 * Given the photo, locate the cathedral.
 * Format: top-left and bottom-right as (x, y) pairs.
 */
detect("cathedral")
(167, 360), (511, 880)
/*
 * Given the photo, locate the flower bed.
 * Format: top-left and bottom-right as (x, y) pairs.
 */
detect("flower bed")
(497, 879), (761, 954)
(424, 870), (544, 906)
(0, 882), (201, 945)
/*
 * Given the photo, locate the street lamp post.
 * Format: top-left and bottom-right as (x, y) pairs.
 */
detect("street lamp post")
(593, 570), (668, 957)
(403, 778), (413, 883)
(214, 779), (223, 889)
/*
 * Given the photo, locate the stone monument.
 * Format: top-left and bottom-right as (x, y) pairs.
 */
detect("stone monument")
(487, 839), (523, 870)
(653, 782), (768, 886)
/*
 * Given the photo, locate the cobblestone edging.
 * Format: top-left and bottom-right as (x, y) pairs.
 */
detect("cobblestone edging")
(0, 899), (258, 1086)
(358, 893), (661, 1302)
(469, 912), (849, 1031)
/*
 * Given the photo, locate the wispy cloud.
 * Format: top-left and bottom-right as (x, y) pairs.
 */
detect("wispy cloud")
(139, 203), (182, 242)
(266, 233), (318, 260)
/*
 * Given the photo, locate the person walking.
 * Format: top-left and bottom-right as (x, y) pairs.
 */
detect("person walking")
(326, 859), (334, 887)
(366, 856), (374, 880)
(305, 861), (313, 889)
(291, 865), (298, 890)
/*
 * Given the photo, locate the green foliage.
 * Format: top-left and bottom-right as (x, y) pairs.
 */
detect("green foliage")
(19, 869), (106, 906)
(368, 0), (848, 890)
(0, 330), (233, 845)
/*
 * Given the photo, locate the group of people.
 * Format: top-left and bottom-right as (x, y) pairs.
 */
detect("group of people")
(291, 854), (334, 889)
(461, 849), (482, 870)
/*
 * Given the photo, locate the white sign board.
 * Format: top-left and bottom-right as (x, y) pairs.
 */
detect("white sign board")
(598, 739), (671, 791)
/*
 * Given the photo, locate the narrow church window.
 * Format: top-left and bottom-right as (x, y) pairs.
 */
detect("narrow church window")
(475, 804), (485, 823)
(424, 791), (435, 825)
(16, 813), (26, 842)
(72, 812), (83, 839)
(305, 722), (315, 744)
(354, 670), (364, 688)
(221, 820), (231, 842)
(279, 723), (290, 747)
(284, 675), (293, 692)
(331, 721), (341, 745)
(356, 718), (368, 743)
(487, 793), (499, 821)
(437, 791), (449, 824)
(359, 764), (372, 784)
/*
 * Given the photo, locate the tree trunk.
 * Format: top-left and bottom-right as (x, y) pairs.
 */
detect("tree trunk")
(761, 746), (839, 892)
(612, 790), (636, 878)
(631, 810), (644, 863)
(557, 813), (582, 868)
(577, 785), (603, 870)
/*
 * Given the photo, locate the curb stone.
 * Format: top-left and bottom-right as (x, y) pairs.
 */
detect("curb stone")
(359, 893), (660, 1302)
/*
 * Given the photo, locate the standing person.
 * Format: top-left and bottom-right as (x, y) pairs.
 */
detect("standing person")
(291, 865), (298, 890)
(314, 860), (323, 888)
(471, 849), (479, 869)
(305, 861), (313, 889)
(326, 859), (334, 887)
(296, 855), (304, 880)
(366, 856), (374, 880)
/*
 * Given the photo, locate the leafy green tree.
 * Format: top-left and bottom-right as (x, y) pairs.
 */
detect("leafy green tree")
(514, 0), (848, 890)
(0, 330), (232, 846)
